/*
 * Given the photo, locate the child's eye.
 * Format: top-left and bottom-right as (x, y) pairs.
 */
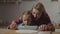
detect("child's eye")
(24, 19), (27, 21)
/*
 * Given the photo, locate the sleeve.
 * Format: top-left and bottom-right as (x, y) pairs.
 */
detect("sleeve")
(42, 12), (51, 24)
(14, 17), (23, 24)
(43, 13), (55, 31)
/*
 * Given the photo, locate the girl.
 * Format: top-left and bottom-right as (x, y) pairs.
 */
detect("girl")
(31, 2), (55, 31)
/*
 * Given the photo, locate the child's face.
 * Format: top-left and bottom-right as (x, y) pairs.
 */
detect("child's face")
(23, 15), (31, 25)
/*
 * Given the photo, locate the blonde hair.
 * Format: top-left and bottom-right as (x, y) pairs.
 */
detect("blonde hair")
(32, 2), (46, 13)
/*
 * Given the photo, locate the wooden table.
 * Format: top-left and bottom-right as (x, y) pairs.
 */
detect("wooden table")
(0, 29), (37, 34)
(52, 32), (60, 34)
(0, 29), (18, 34)
(0, 29), (60, 34)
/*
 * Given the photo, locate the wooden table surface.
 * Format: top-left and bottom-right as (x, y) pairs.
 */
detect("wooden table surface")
(0, 29), (60, 34)
(0, 29), (19, 34)
(52, 32), (60, 34)
(0, 29), (37, 34)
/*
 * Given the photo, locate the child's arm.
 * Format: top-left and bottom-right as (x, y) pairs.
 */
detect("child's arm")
(7, 17), (23, 30)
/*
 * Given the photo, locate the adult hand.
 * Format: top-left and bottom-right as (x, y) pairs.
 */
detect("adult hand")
(39, 25), (48, 31)
(47, 23), (55, 31)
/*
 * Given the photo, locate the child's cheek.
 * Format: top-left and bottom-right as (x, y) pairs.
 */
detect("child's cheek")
(23, 21), (27, 25)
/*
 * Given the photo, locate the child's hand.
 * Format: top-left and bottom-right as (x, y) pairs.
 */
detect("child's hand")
(39, 25), (48, 31)
(10, 21), (17, 30)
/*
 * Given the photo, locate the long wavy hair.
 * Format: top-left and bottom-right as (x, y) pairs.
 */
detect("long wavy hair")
(31, 2), (47, 15)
